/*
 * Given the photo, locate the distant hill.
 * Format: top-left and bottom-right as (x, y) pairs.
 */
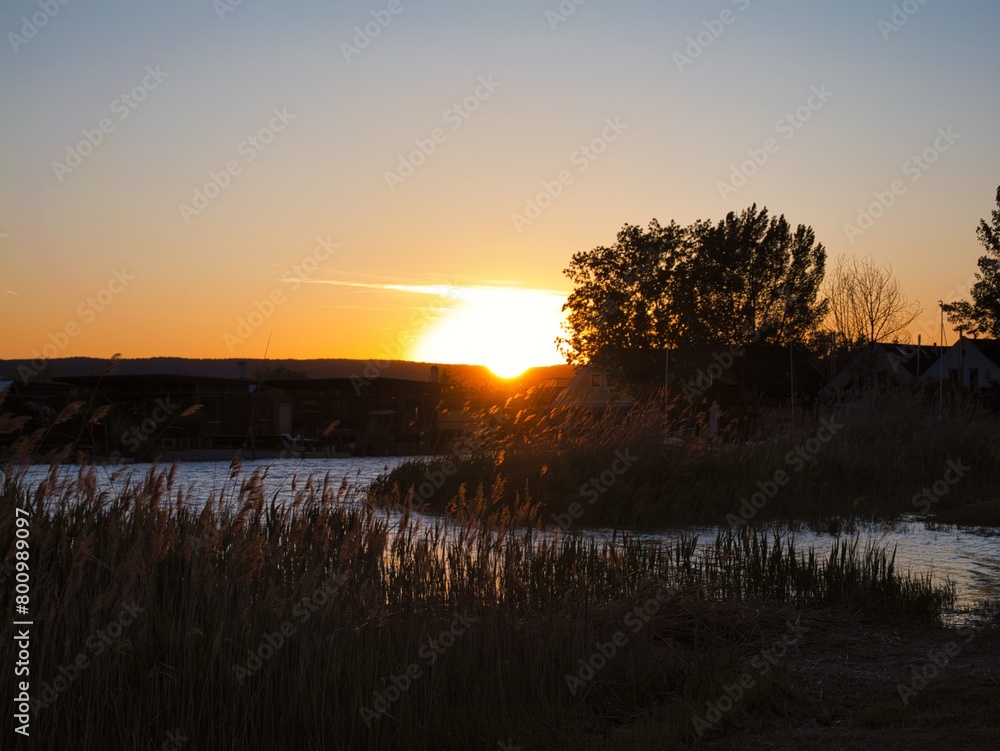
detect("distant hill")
(0, 357), (575, 385)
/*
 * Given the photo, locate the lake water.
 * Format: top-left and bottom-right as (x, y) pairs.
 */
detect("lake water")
(8, 456), (408, 503)
(10, 457), (999, 615)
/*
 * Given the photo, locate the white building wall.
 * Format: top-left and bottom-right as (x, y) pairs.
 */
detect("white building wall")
(919, 340), (1000, 389)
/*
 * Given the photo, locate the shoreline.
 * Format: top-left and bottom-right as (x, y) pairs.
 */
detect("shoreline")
(0, 448), (437, 465)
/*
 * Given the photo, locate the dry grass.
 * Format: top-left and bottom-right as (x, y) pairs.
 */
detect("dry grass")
(374, 386), (1000, 529)
(0, 455), (962, 750)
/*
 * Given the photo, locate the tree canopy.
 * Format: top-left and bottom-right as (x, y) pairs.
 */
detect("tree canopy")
(558, 205), (828, 366)
(943, 184), (1000, 338)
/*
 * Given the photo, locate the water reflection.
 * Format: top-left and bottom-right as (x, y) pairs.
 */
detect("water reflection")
(9, 458), (999, 612)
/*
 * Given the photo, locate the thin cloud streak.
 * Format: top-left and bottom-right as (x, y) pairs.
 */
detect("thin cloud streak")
(301, 278), (570, 301)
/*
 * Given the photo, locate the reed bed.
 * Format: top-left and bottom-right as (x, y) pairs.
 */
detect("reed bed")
(0, 457), (957, 750)
(374, 386), (1000, 528)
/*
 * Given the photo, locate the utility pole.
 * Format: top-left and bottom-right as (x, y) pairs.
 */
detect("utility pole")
(663, 345), (670, 443)
(789, 339), (795, 431)
(664, 346), (669, 413)
(830, 331), (836, 381)
(937, 302), (944, 422)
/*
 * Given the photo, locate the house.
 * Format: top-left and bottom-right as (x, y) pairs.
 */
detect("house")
(0, 359), (444, 459)
(0, 378), (79, 447)
(269, 376), (442, 454)
(918, 337), (1000, 394)
(553, 345), (828, 438)
(552, 364), (636, 411)
(825, 342), (940, 396)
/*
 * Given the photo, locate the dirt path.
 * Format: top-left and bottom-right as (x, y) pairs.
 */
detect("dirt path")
(707, 612), (1000, 750)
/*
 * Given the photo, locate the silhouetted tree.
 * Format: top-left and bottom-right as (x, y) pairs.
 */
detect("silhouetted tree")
(943, 184), (1000, 337)
(558, 205), (828, 366)
(680, 205), (827, 345)
(558, 220), (689, 366)
(825, 254), (921, 347)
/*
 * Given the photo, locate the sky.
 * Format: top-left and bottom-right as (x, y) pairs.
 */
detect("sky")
(1, 0), (998, 377)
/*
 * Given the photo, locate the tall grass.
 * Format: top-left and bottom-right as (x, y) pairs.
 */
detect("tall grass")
(374, 386), (1000, 528)
(0, 459), (955, 750)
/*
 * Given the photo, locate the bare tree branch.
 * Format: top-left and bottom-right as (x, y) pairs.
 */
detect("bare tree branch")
(824, 254), (922, 346)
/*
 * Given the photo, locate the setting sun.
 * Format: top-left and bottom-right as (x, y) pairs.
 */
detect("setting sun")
(411, 286), (568, 379)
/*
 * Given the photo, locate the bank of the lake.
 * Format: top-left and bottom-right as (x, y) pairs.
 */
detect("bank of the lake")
(7, 457), (1000, 613)
(3, 458), (998, 749)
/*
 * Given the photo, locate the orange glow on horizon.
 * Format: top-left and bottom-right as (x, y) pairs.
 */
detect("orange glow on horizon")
(410, 286), (568, 379)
